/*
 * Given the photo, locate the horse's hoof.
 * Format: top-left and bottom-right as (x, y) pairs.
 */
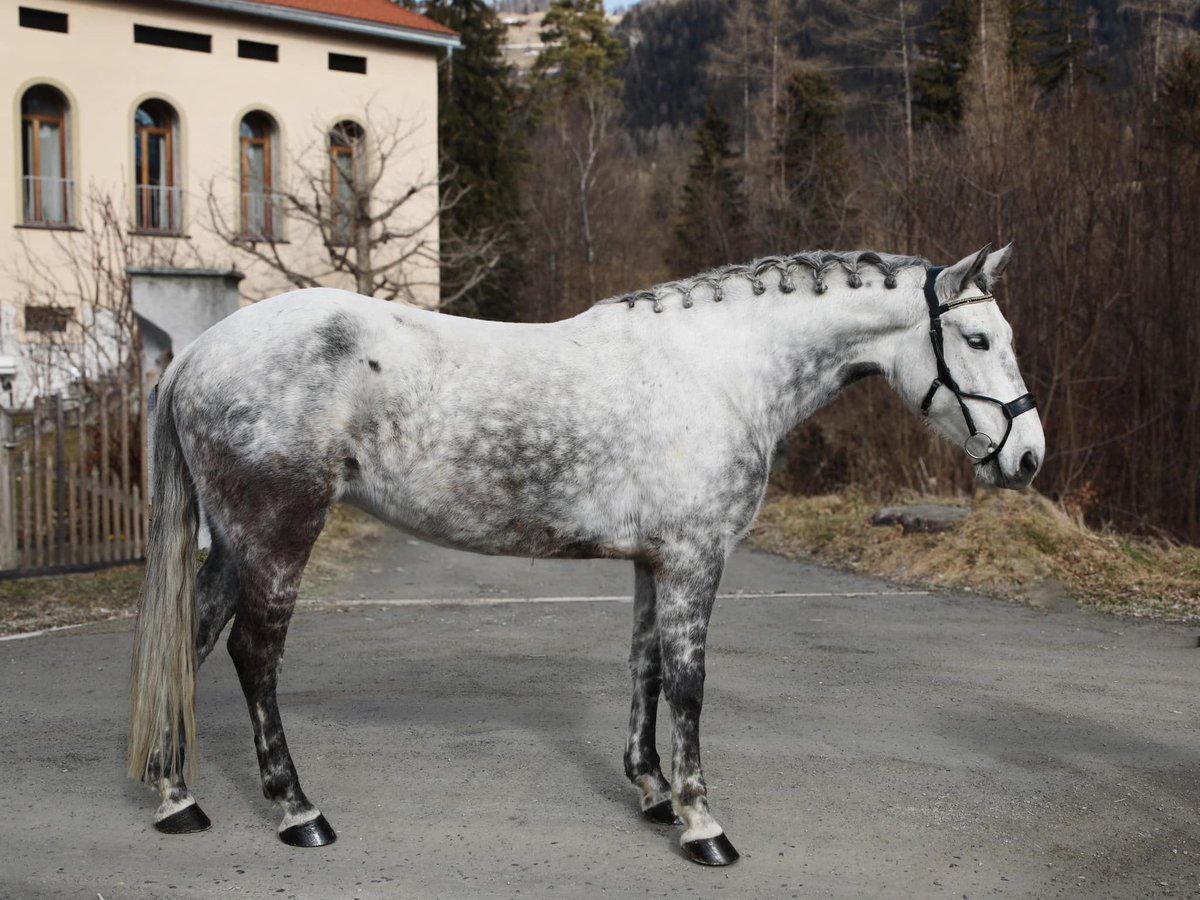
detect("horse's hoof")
(642, 800), (682, 826)
(682, 832), (740, 866)
(154, 803), (212, 835)
(279, 813), (337, 848)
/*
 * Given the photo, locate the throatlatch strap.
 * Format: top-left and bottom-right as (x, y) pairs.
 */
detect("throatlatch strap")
(920, 380), (941, 414)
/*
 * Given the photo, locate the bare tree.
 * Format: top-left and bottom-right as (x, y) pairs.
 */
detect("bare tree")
(705, 0), (802, 172)
(552, 84), (621, 303)
(207, 112), (502, 307)
(9, 188), (199, 400)
(521, 95), (663, 318)
(1121, 0), (1199, 98)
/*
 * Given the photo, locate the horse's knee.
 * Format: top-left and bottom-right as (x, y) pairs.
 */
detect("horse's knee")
(661, 658), (705, 717)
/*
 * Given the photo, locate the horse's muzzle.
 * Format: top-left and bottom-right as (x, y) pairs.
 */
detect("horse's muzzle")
(992, 449), (1040, 490)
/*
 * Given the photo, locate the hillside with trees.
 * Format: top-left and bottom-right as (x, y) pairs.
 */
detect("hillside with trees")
(416, 0), (1199, 543)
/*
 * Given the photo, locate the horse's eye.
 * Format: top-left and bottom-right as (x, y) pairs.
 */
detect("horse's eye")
(966, 334), (990, 351)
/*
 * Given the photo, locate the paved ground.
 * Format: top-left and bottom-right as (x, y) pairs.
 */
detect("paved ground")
(2, 529), (1199, 900)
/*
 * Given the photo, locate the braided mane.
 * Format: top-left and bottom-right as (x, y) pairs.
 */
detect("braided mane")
(601, 250), (929, 312)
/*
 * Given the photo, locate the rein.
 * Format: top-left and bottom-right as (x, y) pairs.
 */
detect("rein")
(920, 266), (1037, 467)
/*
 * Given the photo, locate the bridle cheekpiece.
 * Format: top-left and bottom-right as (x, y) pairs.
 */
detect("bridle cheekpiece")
(920, 266), (1038, 467)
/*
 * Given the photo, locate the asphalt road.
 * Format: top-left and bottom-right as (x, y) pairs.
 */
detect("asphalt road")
(2, 530), (1198, 900)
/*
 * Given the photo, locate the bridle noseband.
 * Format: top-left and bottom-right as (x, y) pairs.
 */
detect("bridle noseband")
(920, 266), (1037, 467)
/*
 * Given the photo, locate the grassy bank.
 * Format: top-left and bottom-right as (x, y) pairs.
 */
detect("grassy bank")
(748, 489), (1200, 624)
(0, 505), (385, 636)
(5, 491), (1196, 635)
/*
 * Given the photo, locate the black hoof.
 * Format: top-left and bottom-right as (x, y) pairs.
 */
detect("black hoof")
(279, 813), (337, 848)
(682, 832), (740, 866)
(155, 803), (212, 835)
(642, 799), (682, 826)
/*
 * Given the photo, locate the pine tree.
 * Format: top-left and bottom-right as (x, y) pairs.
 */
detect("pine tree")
(1156, 43), (1200, 149)
(422, 0), (523, 319)
(532, 0), (627, 99)
(1009, 0), (1101, 94)
(912, 0), (977, 127)
(673, 104), (748, 273)
(774, 68), (852, 246)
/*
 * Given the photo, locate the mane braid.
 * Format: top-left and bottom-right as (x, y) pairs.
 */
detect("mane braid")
(603, 249), (930, 313)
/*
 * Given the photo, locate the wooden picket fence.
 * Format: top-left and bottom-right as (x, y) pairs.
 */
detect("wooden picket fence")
(0, 380), (148, 574)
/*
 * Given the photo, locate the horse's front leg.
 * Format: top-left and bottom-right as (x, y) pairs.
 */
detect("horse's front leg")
(655, 541), (740, 866)
(624, 561), (678, 825)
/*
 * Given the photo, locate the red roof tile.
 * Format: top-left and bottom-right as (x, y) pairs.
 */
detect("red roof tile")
(248, 0), (457, 37)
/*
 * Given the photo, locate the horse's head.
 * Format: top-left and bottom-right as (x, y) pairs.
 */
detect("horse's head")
(892, 245), (1045, 490)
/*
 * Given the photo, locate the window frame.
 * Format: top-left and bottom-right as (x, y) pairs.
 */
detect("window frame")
(328, 121), (365, 247)
(238, 112), (280, 241)
(20, 85), (72, 228)
(133, 100), (181, 234)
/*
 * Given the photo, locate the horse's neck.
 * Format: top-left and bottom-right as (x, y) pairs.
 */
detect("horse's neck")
(644, 278), (919, 442)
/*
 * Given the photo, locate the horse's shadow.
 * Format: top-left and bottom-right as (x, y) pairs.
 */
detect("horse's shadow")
(200, 644), (634, 829)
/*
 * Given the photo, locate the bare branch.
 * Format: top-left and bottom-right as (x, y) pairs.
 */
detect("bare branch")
(204, 107), (495, 306)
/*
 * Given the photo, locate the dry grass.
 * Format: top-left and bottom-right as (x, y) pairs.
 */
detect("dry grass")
(0, 564), (143, 636)
(748, 489), (1200, 624)
(302, 504), (388, 591)
(0, 504), (386, 636)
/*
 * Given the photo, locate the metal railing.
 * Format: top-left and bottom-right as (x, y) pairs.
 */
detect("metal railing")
(240, 191), (284, 241)
(135, 184), (182, 233)
(22, 175), (74, 227)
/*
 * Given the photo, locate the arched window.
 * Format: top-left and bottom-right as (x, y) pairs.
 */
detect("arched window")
(239, 111), (279, 239)
(21, 85), (72, 226)
(134, 99), (180, 233)
(329, 120), (364, 245)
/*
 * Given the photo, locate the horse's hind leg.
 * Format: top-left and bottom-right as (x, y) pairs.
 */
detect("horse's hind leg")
(150, 529), (242, 834)
(226, 512), (335, 848)
(624, 562), (678, 825)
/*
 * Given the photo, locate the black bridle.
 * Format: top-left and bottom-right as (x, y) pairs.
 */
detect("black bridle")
(920, 266), (1038, 467)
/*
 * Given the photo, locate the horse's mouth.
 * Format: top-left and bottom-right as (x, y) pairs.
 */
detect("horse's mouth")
(973, 458), (1000, 487)
(977, 458), (1037, 491)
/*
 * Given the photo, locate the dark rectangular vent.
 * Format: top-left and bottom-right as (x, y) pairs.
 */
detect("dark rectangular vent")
(238, 39), (278, 61)
(25, 306), (71, 334)
(19, 7), (68, 32)
(329, 52), (366, 74)
(134, 23), (211, 53)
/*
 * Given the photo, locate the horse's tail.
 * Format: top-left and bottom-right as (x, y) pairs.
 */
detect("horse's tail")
(127, 371), (200, 783)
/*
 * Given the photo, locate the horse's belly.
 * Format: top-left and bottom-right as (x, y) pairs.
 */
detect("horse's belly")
(344, 468), (643, 561)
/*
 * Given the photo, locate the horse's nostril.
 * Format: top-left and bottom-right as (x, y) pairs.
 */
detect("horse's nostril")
(1019, 450), (1040, 478)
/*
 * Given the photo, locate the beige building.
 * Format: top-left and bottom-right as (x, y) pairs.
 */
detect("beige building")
(2, 0), (457, 403)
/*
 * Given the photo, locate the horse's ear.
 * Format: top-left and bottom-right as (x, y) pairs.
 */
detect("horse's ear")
(975, 243), (1013, 291)
(935, 245), (992, 303)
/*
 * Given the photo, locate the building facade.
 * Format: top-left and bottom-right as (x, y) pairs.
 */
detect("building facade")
(2, 0), (456, 404)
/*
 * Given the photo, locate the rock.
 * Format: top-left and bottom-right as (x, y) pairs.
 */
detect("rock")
(872, 504), (970, 534)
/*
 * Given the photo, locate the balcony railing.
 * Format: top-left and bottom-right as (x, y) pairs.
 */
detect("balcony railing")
(135, 184), (182, 233)
(240, 191), (284, 241)
(22, 175), (74, 227)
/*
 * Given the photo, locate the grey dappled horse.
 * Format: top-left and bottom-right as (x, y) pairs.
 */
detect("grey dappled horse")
(128, 245), (1043, 866)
